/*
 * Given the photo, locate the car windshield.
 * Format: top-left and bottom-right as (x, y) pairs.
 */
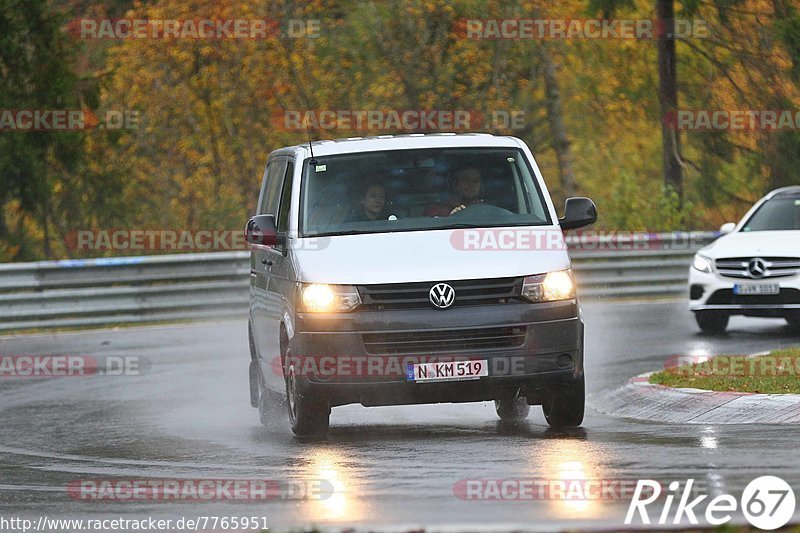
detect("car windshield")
(741, 196), (800, 231)
(299, 147), (551, 237)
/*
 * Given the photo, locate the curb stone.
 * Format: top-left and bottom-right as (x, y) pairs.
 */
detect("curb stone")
(588, 370), (800, 424)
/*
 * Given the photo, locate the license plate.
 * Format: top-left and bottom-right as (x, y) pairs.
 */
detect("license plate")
(733, 283), (780, 295)
(406, 360), (489, 383)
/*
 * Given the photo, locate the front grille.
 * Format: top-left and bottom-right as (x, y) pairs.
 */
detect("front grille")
(357, 277), (523, 310)
(715, 257), (800, 279)
(362, 326), (527, 355)
(706, 288), (800, 305)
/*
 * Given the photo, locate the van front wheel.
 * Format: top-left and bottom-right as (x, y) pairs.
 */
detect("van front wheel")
(285, 359), (330, 437)
(495, 397), (531, 421)
(542, 376), (585, 428)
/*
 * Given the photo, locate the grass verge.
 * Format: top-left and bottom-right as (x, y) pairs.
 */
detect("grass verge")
(649, 347), (800, 394)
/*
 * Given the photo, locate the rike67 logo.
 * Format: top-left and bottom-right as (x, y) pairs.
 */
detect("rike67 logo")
(626, 476), (796, 530)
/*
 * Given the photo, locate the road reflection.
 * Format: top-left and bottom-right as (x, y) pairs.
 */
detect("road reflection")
(539, 438), (599, 517)
(699, 426), (718, 449)
(302, 447), (363, 522)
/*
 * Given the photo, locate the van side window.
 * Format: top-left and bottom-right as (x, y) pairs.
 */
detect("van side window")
(277, 161), (294, 233)
(258, 158), (287, 215)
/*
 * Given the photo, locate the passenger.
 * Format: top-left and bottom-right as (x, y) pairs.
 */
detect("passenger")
(344, 181), (392, 222)
(424, 166), (485, 217)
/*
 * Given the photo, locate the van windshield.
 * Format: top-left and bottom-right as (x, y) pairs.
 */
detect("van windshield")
(299, 147), (552, 237)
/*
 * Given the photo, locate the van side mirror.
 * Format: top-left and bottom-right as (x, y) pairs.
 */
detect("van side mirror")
(560, 197), (598, 230)
(719, 222), (736, 235)
(245, 214), (284, 246)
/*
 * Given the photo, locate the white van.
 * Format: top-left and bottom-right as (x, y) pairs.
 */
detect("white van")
(245, 134), (597, 435)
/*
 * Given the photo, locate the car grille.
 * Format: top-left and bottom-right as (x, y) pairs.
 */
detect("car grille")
(357, 277), (523, 310)
(715, 257), (800, 279)
(362, 326), (527, 355)
(706, 288), (800, 305)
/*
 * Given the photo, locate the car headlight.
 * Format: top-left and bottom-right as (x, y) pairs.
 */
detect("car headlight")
(300, 283), (361, 313)
(522, 270), (576, 302)
(692, 254), (712, 273)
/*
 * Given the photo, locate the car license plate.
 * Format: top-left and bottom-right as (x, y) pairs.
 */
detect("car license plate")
(406, 360), (489, 383)
(733, 283), (779, 295)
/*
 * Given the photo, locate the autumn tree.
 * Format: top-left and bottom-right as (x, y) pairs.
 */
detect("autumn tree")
(0, 0), (117, 259)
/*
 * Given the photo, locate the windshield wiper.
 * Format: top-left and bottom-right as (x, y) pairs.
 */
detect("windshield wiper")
(436, 222), (541, 230)
(435, 223), (488, 229)
(306, 230), (370, 238)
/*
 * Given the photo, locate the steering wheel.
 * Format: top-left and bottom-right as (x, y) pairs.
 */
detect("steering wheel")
(448, 203), (514, 217)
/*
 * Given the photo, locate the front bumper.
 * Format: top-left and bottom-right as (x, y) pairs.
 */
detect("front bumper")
(289, 300), (584, 407)
(688, 267), (800, 316)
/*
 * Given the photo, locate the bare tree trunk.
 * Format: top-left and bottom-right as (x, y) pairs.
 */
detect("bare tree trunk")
(656, 0), (683, 201)
(41, 208), (52, 260)
(538, 43), (576, 198)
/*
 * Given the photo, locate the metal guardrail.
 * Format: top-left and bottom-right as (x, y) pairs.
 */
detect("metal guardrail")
(568, 231), (718, 298)
(0, 232), (718, 332)
(0, 252), (251, 332)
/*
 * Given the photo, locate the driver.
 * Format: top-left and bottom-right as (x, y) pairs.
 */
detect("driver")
(424, 166), (485, 217)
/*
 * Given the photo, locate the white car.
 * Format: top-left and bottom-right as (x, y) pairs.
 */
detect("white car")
(689, 185), (800, 333)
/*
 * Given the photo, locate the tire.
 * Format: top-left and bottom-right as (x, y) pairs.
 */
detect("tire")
(542, 375), (585, 428)
(494, 397), (531, 422)
(285, 354), (330, 437)
(786, 314), (800, 331)
(695, 311), (729, 333)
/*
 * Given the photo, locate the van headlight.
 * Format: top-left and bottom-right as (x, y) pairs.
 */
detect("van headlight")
(300, 283), (361, 313)
(692, 254), (712, 273)
(522, 270), (575, 302)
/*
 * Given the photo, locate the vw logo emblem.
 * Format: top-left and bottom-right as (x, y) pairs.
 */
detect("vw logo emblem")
(429, 283), (455, 309)
(748, 258), (767, 279)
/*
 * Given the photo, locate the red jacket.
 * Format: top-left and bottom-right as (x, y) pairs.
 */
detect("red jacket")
(423, 197), (484, 217)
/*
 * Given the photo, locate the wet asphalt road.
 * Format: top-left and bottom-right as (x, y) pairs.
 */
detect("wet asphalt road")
(1, 300), (799, 532)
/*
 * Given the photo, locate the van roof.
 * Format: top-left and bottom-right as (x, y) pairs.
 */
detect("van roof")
(269, 133), (525, 159)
